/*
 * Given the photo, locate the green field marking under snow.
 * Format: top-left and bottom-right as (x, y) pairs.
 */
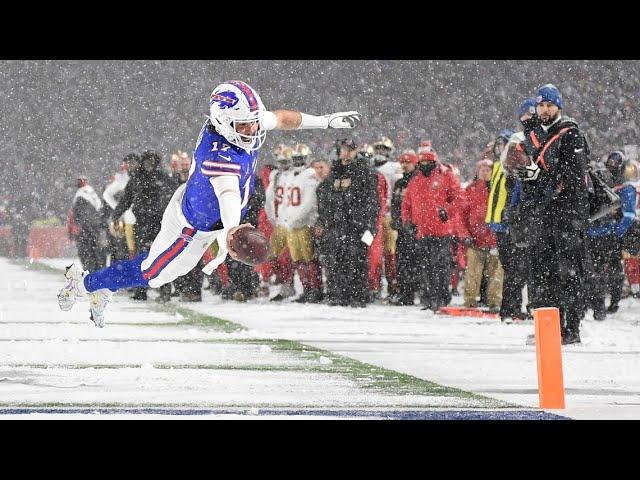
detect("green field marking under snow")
(150, 303), (247, 332)
(8, 259), (513, 409)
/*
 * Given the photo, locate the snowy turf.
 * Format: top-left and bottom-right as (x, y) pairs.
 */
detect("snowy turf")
(2, 257), (640, 419)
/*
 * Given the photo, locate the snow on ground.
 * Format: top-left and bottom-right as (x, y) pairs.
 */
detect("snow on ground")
(3, 366), (462, 408)
(1, 258), (505, 418)
(0, 412), (377, 420)
(3, 257), (640, 419)
(188, 300), (640, 420)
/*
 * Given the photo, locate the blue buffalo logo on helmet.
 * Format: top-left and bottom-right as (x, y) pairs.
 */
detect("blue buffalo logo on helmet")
(209, 91), (239, 109)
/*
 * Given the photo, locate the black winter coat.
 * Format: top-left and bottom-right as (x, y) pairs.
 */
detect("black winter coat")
(73, 197), (103, 235)
(317, 158), (379, 238)
(520, 116), (590, 229)
(391, 171), (415, 231)
(113, 169), (179, 226)
(245, 174), (265, 226)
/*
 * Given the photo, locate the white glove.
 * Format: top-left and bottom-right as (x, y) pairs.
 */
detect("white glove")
(361, 230), (374, 246)
(517, 161), (541, 181)
(325, 111), (361, 129)
(108, 220), (124, 238)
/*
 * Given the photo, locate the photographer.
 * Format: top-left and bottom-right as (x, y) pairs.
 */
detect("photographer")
(586, 151), (638, 318)
(514, 84), (590, 344)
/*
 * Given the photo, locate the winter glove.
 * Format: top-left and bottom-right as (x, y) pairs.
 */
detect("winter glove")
(516, 161), (541, 181)
(521, 114), (542, 132)
(325, 111), (361, 129)
(361, 230), (374, 246)
(109, 220), (124, 238)
(438, 208), (448, 222)
(404, 221), (417, 237)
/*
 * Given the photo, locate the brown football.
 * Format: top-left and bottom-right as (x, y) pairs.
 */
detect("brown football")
(229, 226), (269, 266)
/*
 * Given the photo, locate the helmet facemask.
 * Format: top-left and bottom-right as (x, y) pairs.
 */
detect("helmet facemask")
(277, 156), (291, 170)
(291, 153), (307, 168)
(605, 151), (625, 183)
(372, 153), (388, 167)
(210, 110), (266, 152)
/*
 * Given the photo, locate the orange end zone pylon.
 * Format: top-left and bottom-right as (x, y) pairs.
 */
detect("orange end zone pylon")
(533, 307), (565, 409)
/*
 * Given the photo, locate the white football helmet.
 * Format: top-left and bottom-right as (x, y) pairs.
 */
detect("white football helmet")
(208, 81), (267, 151)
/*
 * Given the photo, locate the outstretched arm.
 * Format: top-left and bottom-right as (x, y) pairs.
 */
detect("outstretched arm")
(112, 180), (134, 221)
(263, 110), (360, 131)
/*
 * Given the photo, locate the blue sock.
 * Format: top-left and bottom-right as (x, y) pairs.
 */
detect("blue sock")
(84, 253), (150, 293)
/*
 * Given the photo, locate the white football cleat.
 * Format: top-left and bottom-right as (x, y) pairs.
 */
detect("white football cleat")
(89, 288), (113, 328)
(57, 264), (88, 311)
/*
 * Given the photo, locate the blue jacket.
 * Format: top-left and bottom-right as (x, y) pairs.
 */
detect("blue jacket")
(587, 183), (637, 238)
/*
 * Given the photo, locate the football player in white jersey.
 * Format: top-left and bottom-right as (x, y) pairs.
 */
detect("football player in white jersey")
(283, 144), (323, 302)
(58, 80), (360, 326)
(372, 137), (403, 299)
(265, 146), (295, 300)
(102, 155), (137, 263)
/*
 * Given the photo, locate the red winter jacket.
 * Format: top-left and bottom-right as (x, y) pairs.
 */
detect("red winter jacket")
(443, 171), (464, 240)
(459, 179), (497, 248)
(259, 165), (274, 189)
(401, 164), (463, 239)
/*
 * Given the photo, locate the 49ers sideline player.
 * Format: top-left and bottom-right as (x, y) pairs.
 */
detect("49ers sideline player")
(282, 144), (324, 303)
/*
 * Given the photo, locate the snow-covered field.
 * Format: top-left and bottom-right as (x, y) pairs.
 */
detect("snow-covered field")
(2, 257), (639, 419)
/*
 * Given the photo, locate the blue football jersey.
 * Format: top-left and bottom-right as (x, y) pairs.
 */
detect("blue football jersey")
(181, 121), (258, 231)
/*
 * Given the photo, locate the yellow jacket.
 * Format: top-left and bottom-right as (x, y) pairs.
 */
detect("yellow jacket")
(485, 160), (508, 229)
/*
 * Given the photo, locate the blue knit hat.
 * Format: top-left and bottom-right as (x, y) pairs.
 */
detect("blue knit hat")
(536, 84), (563, 109)
(517, 97), (537, 118)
